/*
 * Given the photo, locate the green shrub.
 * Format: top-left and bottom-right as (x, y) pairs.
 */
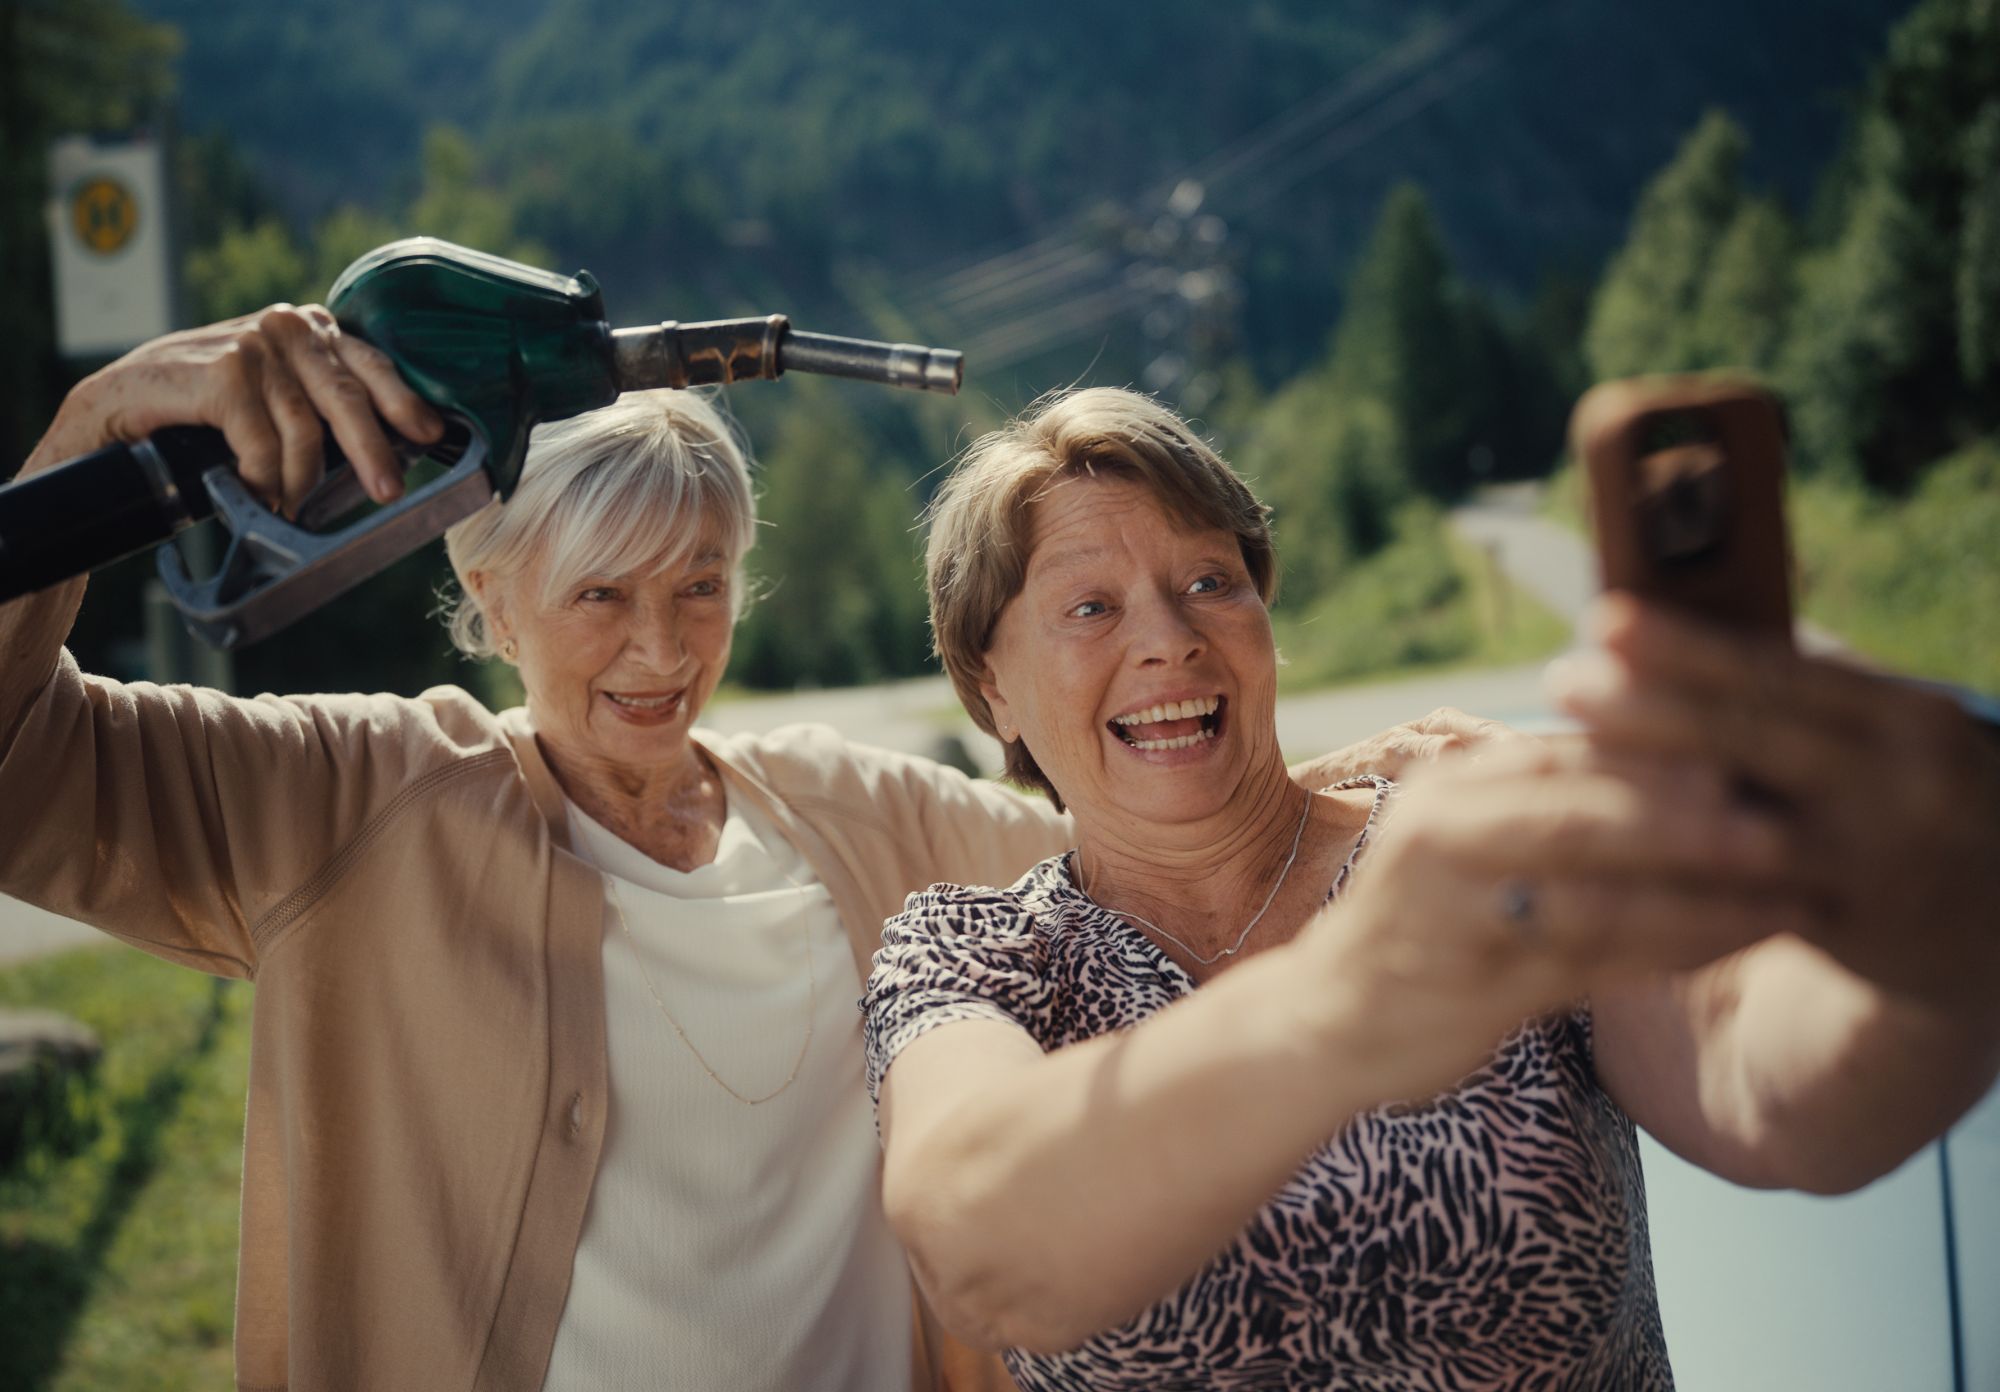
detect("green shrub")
(1792, 440), (2000, 690)
(1273, 504), (1567, 690)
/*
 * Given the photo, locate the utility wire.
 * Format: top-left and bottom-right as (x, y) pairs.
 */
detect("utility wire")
(1168, 0), (1531, 201)
(901, 0), (1556, 368)
(1233, 43), (1505, 213)
(910, 0), (1534, 316)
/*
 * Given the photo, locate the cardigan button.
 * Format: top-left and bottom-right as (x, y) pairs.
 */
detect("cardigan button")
(566, 1093), (583, 1138)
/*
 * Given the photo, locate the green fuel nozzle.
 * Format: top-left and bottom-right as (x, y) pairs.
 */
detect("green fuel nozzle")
(0, 237), (965, 648)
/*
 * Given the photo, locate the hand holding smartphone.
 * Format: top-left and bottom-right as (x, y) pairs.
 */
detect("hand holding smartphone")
(1570, 374), (2000, 735)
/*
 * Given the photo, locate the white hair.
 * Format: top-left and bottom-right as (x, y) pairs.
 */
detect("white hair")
(441, 389), (757, 658)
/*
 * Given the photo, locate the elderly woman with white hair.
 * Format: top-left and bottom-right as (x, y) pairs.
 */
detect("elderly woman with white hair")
(0, 309), (1452, 1392)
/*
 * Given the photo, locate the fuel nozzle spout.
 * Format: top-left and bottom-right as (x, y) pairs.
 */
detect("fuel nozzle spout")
(612, 319), (963, 396)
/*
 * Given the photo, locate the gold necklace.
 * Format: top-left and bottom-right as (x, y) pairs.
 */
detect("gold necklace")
(1076, 792), (1313, 967)
(605, 876), (817, 1106)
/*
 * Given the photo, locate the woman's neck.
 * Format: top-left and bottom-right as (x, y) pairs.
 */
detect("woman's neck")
(1072, 763), (1374, 973)
(537, 732), (728, 873)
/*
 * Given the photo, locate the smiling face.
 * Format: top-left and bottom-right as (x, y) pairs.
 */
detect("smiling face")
(475, 538), (737, 781)
(980, 472), (1286, 835)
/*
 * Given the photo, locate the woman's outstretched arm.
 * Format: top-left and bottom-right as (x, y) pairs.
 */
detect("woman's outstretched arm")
(871, 740), (1805, 1354)
(1567, 598), (2000, 1192)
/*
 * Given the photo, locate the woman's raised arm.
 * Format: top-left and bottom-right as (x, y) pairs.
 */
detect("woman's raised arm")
(3, 306), (439, 731)
(1, 308), (448, 973)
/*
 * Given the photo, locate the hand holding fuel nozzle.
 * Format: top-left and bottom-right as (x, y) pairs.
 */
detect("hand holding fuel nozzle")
(0, 238), (965, 647)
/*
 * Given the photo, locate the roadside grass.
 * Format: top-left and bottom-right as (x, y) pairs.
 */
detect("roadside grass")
(1273, 505), (1571, 692)
(0, 946), (249, 1392)
(1541, 441), (2000, 690)
(1788, 442), (2000, 691)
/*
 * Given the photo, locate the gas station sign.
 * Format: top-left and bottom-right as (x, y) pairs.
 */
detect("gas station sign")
(46, 134), (174, 359)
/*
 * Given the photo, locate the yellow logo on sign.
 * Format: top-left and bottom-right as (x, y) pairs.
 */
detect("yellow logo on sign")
(71, 176), (139, 256)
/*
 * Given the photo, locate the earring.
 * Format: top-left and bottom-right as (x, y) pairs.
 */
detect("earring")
(499, 638), (519, 662)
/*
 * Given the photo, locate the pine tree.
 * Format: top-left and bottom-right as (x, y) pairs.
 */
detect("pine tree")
(1778, 0), (2000, 487)
(1326, 184), (1479, 501)
(1583, 111), (1748, 383)
(1956, 101), (2000, 390)
(729, 384), (931, 689)
(1687, 197), (1796, 373)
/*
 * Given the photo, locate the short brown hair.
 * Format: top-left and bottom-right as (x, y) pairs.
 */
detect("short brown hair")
(925, 387), (1277, 806)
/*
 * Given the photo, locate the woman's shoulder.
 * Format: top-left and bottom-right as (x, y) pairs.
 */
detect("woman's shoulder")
(266, 681), (514, 768)
(705, 720), (944, 788)
(47, 653), (514, 778)
(867, 870), (1065, 1040)
(702, 722), (1054, 825)
(894, 873), (1036, 934)
(904, 852), (1071, 912)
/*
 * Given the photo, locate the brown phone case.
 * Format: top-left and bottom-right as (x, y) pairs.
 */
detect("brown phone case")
(1570, 374), (1794, 643)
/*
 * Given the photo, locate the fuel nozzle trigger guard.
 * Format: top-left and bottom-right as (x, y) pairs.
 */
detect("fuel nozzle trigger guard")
(156, 415), (495, 649)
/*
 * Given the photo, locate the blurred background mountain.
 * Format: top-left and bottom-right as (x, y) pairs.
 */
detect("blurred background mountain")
(4, 0), (1994, 701)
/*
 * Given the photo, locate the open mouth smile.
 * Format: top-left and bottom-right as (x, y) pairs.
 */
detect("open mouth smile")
(601, 689), (687, 722)
(1107, 694), (1225, 752)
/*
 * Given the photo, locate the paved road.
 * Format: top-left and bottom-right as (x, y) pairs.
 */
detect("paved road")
(1450, 481), (1597, 622)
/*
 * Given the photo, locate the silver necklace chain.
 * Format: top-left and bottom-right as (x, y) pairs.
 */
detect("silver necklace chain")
(1075, 792), (1314, 967)
(605, 872), (818, 1107)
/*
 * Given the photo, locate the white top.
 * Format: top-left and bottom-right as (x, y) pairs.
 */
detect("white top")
(541, 793), (914, 1392)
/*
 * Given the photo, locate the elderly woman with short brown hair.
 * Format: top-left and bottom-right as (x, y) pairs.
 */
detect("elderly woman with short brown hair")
(863, 386), (2000, 1390)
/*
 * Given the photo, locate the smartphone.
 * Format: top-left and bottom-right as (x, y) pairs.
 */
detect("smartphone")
(1571, 374), (1793, 643)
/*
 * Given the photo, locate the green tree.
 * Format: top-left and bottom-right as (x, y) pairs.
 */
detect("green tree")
(729, 386), (930, 688)
(405, 127), (547, 269)
(185, 218), (308, 322)
(1956, 102), (2000, 389)
(1777, 0), (2000, 488)
(1237, 183), (1556, 607)
(0, 0), (177, 464)
(1780, 163), (1930, 484)
(1687, 197), (1796, 373)
(1238, 370), (1406, 603)
(1583, 111), (1750, 382)
(187, 124), (546, 322)
(1325, 184), (1482, 500)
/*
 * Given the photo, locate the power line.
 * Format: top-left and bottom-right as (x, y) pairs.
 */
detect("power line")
(898, 0), (1557, 372)
(909, 0), (1534, 315)
(1170, 0), (1532, 201)
(1234, 43), (1505, 213)
(960, 281), (1157, 369)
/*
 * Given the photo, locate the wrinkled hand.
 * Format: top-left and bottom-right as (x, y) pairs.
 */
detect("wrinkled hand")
(27, 304), (441, 516)
(1297, 734), (1807, 1103)
(1550, 595), (2000, 1015)
(1290, 706), (1524, 788)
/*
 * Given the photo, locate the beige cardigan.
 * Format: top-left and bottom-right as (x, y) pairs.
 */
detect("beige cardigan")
(0, 640), (1071, 1391)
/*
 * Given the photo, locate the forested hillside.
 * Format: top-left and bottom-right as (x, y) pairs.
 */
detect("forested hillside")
(8, 0), (1992, 699)
(131, 0), (1912, 384)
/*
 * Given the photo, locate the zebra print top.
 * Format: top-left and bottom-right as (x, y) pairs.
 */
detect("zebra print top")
(863, 780), (1673, 1391)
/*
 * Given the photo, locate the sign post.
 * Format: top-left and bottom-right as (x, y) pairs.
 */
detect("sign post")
(46, 130), (228, 689)
(45, 133), (175, 361)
